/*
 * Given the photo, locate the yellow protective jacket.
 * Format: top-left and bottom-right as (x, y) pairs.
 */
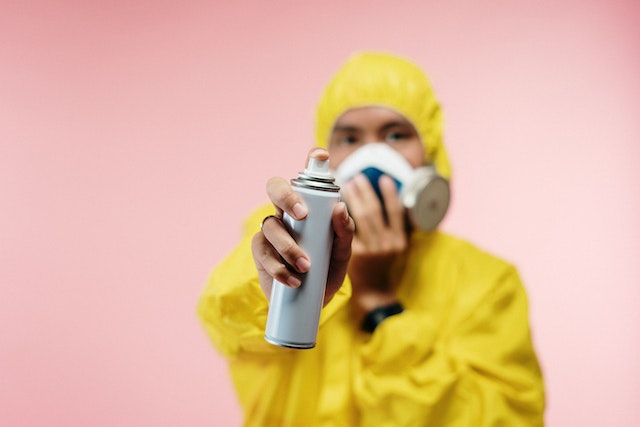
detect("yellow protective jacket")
(198, 205), (545, 426)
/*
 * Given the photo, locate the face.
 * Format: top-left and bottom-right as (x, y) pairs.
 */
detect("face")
(328, 106), (425, 169)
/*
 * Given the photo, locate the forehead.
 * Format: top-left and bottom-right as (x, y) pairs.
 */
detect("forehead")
(332, 106), (413, 131)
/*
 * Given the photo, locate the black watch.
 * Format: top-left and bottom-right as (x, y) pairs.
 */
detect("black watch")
(360, 302), (404, 333)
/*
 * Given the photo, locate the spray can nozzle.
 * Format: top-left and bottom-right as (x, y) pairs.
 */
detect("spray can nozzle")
(304, 157), (331, 178)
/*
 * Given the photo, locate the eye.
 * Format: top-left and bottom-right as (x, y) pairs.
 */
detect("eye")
(339, 134), (359, 145)
(384, 131), (409, 143)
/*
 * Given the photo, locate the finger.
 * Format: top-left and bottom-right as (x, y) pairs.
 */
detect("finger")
(348, 174), (386, 238)
(266, 177), (308, 220)
(260, 215), (311, 274)
(306, 147), (329, 165)
(251, 232), (275, 299)
(340, 179), (372, 242)
(251, 232), (303, 289)
(325, 202), (354, 305)
(330, 202), (354, 264)
(379, 175), (405, 233)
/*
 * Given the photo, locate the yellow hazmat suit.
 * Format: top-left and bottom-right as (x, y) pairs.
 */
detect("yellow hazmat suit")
(198, 52), (545, 426)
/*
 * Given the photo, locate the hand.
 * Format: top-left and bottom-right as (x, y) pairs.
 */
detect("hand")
(342, 173), (408, 323)
(251, 148), (355, 305)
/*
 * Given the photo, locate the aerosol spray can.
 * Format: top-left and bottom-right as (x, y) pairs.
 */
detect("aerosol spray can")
(265, 156), (340, 349)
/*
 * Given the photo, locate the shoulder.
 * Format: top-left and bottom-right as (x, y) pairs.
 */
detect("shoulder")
(408, 231), (523, 300)
(407, 231), (528, 318)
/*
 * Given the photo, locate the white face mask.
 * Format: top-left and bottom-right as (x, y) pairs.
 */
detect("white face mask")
(333, 143), (450, 231)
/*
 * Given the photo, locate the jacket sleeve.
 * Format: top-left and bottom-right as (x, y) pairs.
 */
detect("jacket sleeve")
(197, 205), (351, 359)
(353, 264), (545, 427)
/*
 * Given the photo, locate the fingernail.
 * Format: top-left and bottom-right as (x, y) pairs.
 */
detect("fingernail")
(354, 174), (368, 185)
(287, 276), (302, 288)
(295, 257), (311, 273)
(310, 148), (325, 158)
(379, 174), (391, 184)
(292, 203), (308, 219)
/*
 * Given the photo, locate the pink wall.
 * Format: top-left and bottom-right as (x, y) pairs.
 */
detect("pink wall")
(1, 1), (639, 425)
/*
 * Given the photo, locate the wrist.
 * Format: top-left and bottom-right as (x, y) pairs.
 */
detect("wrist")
(360, 302), (404, 333)
(351, 289), (397, 323)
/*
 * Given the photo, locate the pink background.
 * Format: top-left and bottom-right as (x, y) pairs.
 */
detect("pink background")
(2, 0), (639, 425)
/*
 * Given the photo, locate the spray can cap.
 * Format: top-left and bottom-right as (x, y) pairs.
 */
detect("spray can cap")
(304, 156), (331, 178)
(293, 153), (339, 192)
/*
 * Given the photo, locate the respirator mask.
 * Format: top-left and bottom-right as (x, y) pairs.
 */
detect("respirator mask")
(333, 143), (450, 231)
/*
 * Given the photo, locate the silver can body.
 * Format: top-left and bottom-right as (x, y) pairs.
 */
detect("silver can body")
(265, 184), (340, 349)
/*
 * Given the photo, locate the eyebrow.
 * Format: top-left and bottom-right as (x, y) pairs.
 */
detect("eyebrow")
(380, 121), (413, 132)
(332, 125), (359, 133)
(332, 120), (413, 133)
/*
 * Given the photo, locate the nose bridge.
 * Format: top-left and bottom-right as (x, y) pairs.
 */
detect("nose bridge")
(362, 129), (380, 145)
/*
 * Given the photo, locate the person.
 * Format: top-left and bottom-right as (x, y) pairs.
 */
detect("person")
(198, 52), (545, 426)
